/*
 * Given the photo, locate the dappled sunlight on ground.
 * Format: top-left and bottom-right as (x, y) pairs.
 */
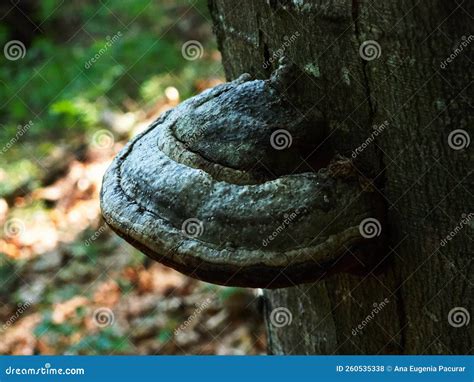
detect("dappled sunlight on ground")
(0, 110), (265, 354)
(0, 0), (264, 355)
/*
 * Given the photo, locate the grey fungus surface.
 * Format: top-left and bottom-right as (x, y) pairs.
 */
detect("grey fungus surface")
(100, 74), (379, 288)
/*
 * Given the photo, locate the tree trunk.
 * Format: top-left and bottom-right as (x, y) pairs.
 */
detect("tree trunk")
(208, 0), (472, 354)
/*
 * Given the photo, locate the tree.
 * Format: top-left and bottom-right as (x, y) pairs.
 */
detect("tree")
(208, 0), (472, 354)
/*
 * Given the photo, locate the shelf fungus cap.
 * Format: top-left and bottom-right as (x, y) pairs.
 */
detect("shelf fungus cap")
(101, 74), (380, 288)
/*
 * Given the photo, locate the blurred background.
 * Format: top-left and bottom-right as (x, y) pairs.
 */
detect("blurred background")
(0, 0), (265, 355)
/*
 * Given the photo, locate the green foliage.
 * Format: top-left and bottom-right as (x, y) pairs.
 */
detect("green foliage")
(0, 158), (39, 197)
(0, 253), (17, 293)
(0, 0), (221, 193)
(51, 285), (82, 304)
(68, 328), (132, 355)
(157, 328), (174, 343)
(35, 311), (77, 338)
(0, 2), (231, 355)
(35, 310), (132, 354)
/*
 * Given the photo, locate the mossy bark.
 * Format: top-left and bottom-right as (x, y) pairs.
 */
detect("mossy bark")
(209, 0), (472, 354)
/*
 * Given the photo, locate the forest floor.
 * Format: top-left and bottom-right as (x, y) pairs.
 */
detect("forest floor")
(0, 0), (266, 354)
(0, 101), (266, 355)
(0, 0), (266, 355)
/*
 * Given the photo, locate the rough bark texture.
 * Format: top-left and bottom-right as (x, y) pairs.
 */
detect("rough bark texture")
(209, 0), (472, 354)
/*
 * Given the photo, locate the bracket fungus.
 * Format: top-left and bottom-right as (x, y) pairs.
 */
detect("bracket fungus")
(101, 70), (383, 288)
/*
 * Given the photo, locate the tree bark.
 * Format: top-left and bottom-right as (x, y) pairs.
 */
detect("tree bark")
(209, 0), (472, 354)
